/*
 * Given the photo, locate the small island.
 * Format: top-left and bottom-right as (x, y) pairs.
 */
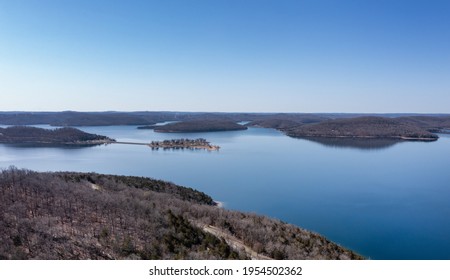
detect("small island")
(153, 120), (248, 133)
(149, 138), (220, 151)
(0, 126), (115, 146)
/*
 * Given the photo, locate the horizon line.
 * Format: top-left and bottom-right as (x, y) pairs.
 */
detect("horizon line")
(0, 110), (449, 115)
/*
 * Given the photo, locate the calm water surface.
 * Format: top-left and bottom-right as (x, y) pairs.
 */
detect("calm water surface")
(1, 125), (449, 260)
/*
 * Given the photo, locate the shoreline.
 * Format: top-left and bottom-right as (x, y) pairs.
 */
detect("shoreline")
(287, 134), (439, 142)
(154, 128), (247, 133)
(0, 139), (114, 146)
(214, 200), (225, 208)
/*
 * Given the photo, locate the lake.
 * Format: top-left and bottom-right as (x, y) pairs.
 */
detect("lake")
(1, 125), (449, 260)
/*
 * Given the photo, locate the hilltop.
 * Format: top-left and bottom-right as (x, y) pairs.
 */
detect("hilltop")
(0, 168), (362, 260)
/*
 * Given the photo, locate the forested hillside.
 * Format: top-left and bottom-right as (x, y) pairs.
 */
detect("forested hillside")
(154, 120), (248, 133)
(0, 126), (113, 145)
(284, 117), (438, 140)
(0, 168), (362, 260)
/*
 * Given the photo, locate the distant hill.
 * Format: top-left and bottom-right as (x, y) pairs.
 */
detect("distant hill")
(154, 120), (248, 133)
(284, 117), (438, 141)
(50, 113), (153, 126)
(1, 111), (449, 129)
(0, 168), (362, 260)
(247, 119), (303, 129)
(0, 112), (156, 126)
(0, 126), (114, 145)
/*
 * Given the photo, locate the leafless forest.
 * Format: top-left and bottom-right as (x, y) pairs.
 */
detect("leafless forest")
(0, 167), (362, 260)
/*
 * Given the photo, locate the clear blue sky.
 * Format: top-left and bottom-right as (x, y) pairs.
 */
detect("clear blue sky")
(0, 0), (449, 113)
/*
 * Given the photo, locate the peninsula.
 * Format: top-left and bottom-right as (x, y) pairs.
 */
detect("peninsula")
(149, 138), (220, 151)
(0, 126), (115, 146)
(283, 117), (439, 141)
(153, 120), (248, 133)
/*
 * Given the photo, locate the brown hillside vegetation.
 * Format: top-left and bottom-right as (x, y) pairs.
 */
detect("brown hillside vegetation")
(0, 168), (362, 260)
(284, 116), (438, 140)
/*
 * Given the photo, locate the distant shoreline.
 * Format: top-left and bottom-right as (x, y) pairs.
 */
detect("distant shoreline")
(287, 135), (438, 142)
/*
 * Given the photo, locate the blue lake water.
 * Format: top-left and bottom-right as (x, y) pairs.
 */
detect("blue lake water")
(1, 125), (449, 260)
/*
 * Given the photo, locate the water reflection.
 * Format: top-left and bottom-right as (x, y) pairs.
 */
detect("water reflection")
(0, 143), (104, 149)
(298, 137), (402, 150)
